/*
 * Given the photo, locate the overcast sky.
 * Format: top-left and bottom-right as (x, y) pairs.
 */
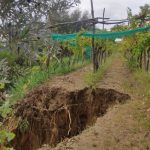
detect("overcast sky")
(78, 0), (150, 28)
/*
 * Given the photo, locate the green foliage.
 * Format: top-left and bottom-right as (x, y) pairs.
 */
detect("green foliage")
(9, 65), (30, 84)
(111, 24), (128, 32)
(126, 56), (138, 70)
(116, 4), (150, 71)
(0, 58), (29, 91)
(0, 101), (12, 118)
(0, 59), (10, 90)
(0, 50), (16, 65)
(0, 130), (15, 143)
(123, 31), (150, 70)
(127, 4), (150, 28)
(0, 126), (15, 149)
(0, 50), (30, 91)
(9, 67), (50, 102)
(61, 30), (91, 60)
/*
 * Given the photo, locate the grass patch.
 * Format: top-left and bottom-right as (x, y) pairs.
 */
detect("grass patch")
(112, 98), (150, 149)
(133, 70), (150, 96)
(133, 99), (150, 131)
(122, 57), (150, 148)
(123, 60), (150, 130)
(124, 69), (150, 97)
(121, 98), (150, 131)
(84, 56), (112, 88)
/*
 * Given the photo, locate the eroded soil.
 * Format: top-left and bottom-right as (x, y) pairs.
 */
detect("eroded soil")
(11, 86), (130, 150)
(8, 54), (137, 150)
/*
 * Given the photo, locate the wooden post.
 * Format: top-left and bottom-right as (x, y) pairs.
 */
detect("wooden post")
(90, 0), (96, 72)
(8, 23), (12, 51)
(138, 51), (142, 69)
(103, 8), (105, 30)
(146, 47), (150, 71)
(143, 48), (147, 70)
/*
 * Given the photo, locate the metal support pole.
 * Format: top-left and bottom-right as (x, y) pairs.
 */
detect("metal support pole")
(90, 0), (96, 72)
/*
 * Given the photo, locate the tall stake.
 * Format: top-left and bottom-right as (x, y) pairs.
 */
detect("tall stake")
(103, 8), (105, 30)
(90, 0), (96, 72)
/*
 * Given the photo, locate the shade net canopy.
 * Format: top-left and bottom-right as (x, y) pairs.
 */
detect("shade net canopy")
(49, 26), (150, 41)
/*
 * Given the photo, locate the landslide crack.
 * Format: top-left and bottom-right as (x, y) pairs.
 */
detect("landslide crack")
(11, 87), (130, 150)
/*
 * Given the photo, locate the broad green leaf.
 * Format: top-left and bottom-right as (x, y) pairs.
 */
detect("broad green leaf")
(0, 82), (5, 89)
(6, 132), (15, 142)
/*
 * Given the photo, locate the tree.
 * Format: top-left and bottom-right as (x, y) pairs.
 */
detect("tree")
(127, 4), (150, 28)
(48, 9), (91, 33)
(111, 24), (128, 32)
(0, 0), (81, 49)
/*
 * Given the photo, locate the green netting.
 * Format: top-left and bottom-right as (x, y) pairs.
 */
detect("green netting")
(50, 33), (76, 41)
(49, 26), (150, 41)
(84, 26), (150, 39)
(69, 42), (78, 47)
(84, 46), (91, 59)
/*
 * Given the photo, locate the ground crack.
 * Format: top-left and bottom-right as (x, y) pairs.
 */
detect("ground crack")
(11, 87), (130, 150)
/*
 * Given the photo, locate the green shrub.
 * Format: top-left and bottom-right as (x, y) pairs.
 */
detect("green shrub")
(8, 65), (30, 84)
(0, 124), (15, 150)
(0, 59), (10, 90)
(0, 50), (16, 66)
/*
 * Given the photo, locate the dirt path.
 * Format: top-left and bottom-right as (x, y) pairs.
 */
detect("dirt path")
(98, 54), (129, 93)
(46, 65), (92, 91)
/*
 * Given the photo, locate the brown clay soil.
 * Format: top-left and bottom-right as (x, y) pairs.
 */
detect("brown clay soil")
(7, 54), (150, 150)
